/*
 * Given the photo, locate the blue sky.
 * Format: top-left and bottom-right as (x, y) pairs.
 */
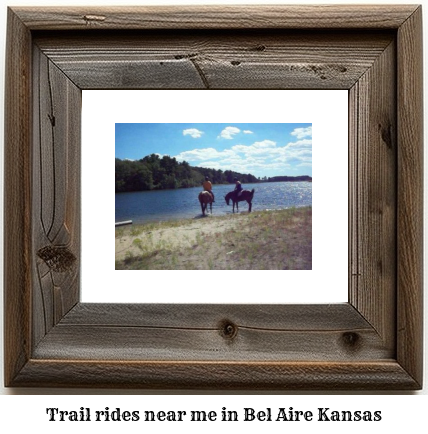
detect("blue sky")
(115, 123), (312, 178)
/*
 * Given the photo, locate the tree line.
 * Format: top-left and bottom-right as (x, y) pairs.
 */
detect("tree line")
(115, 154), (260, 193)
(267, 175), (312, 182)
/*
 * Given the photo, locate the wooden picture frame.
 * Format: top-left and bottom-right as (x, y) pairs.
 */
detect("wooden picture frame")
(4, 5), (423, 389)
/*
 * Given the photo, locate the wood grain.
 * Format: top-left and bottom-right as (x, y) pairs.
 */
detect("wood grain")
(32, 304), (391, 362)
(396, 6), (423, 387)
(4, 5), (423, 390)
(12, 361), (419, 390)
(60, 303), (371, 329)
(11, 5), (419, 30)
(32, 47), (81, 348)
(34, 31), (393, 89)
(349, 40), (396, 351)
(4, 8), (32, 388)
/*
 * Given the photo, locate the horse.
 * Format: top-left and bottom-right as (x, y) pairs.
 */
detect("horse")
(225, 189), (255, 213)
(198, 191), (213, 216)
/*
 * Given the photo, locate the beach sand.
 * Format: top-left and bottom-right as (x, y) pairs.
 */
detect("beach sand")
(116, 215), (241, 261)
(115, 208), (312, 270)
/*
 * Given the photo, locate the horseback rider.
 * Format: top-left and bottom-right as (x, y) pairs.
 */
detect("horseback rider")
(202, 176), (215, 202)
(234, 177), (243, 199)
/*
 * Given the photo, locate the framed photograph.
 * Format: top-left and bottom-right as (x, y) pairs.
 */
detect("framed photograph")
(4, 5), (423, 389)
(83, 89), (348, 304)
(113, 121), (314, 271)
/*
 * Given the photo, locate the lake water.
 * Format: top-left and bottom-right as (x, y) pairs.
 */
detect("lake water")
(115, 181), (312, 225)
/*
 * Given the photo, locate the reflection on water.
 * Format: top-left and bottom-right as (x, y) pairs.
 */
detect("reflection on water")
(115, 181), (312, 224)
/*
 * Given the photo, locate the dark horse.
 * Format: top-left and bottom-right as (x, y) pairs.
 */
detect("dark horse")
(225, 189), (255, 213)
(198, 191), (213, 216)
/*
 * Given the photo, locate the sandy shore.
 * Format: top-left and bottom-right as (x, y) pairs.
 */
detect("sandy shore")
(116, 215), (241, 262)
(115, 208), (312, 270)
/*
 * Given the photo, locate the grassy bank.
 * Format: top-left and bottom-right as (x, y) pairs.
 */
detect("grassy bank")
(115, 207), (312, 270)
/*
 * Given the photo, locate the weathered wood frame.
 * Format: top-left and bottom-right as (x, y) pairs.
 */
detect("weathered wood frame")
(4, 5), (423, 389)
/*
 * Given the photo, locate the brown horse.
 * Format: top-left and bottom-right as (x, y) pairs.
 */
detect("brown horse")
(225, 189), (255, 213)
(198, 191), (213, 216)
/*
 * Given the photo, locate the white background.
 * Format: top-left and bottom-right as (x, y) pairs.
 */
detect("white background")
(82, 89), (348, 304)
(0, 0), (427, 429)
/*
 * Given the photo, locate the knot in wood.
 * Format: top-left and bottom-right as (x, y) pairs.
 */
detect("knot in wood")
(219, 320), (238, 340)
(174, 53), (198, 60)
(37, 245), (76, 272)
(341, 332), (361, 350)
(83, 15), (106, 23)
(378, 122), (393, 149)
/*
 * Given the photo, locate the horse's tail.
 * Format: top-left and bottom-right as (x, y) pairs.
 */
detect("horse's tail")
(250, 188), (255, 198)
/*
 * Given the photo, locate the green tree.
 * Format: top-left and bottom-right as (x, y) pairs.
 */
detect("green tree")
(115, 156), (261, 192)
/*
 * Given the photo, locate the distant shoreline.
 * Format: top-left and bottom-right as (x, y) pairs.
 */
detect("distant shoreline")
(115, 177), (312, 194)
(116, 154), (311, 193)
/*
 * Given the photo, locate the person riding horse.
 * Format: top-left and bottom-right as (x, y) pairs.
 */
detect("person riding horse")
(225, 183), (255, 213)
(202, 176), (215, 202)
(234, 177), (242, 200)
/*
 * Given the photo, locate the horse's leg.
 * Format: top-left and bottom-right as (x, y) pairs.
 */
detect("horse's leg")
(210, 202), (212, 214)
(248, 200), (252, 212)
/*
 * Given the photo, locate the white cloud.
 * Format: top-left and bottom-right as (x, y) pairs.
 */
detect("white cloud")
(175, 147), (235, 162)
(173, 136), (311, 177)
(285, 139), (312, 149)
(218, 126), (241, 139)
(291, 126), (312, 139)
(253, 140), (276, 149)
(243, 130), (253, 134)
(232, 140), (276, 153)
(183, 128), (204, 138)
